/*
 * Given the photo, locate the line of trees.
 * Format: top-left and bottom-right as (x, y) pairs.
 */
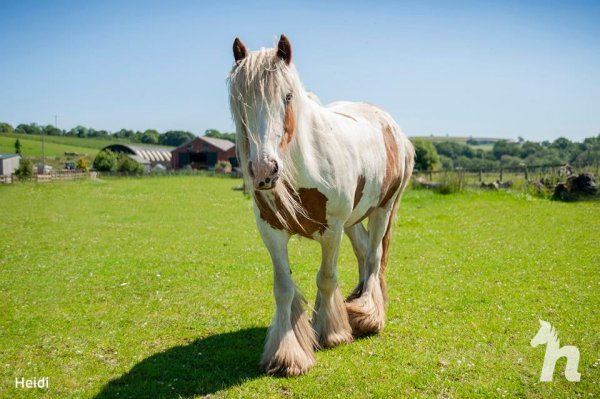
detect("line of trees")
(413, 135), (600, 171)
(0, 122), (235, 147)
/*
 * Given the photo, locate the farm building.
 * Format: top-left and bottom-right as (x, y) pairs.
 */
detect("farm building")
(171, 136), (237, 170)
(99, 144), (173, 171)
(0, 154), (21, 176)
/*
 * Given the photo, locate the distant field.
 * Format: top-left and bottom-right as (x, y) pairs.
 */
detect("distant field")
(0, 135), (99, 159)
(0, 134), (146, 168)
(0, 177), (598, 398)
(410, 136), (508, 151)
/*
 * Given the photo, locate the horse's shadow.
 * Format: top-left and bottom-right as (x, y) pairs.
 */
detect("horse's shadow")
(94, 327), (266, 399)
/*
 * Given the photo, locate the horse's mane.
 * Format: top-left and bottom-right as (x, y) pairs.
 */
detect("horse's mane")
(227, 48), (310, 230)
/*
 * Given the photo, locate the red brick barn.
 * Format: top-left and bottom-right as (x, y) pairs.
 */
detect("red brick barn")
(171, 137), (237, 170)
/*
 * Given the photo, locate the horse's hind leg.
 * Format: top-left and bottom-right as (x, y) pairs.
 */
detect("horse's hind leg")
(313, 222), (353, 348)
(344, 223), (368, 301)
(257, 220), (317, 376)
(345, 196), (400, 336)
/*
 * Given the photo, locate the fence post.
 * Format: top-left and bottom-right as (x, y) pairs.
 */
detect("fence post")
(479, 170), (483, 182)
(499, 167), (503, 182)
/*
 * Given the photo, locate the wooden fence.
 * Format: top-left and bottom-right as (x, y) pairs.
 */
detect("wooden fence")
(35, 172), (95, 182)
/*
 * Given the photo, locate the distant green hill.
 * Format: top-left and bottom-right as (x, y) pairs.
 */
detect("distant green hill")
(0, 134), (141, 168)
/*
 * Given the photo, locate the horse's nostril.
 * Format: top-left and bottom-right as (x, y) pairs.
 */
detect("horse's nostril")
(272, 161), (279, 174)
(259, 181), (265, 187)
(265, 177), (271, 184)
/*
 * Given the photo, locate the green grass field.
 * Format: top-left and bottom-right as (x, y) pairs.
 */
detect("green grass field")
(1, 177), (598, 398)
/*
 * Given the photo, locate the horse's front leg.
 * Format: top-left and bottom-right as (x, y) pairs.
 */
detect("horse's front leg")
(257, 219), (317, 377)
(313, 222), (353, 348)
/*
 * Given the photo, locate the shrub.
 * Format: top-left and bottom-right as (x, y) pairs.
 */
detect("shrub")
(117, 154), (144, 173)
(15, 159), (33, 180)
(76, 158), (90, 172)
(93, 150), (118, 172)
(215, 161), (232, 173)
(433, 172), (466, 195)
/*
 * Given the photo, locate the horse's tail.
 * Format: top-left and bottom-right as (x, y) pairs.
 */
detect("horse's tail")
(379, 139), (414, 303)
(378, 195), (399, 304)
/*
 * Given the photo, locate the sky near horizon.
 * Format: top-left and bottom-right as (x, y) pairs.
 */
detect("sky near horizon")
(0, 1), (599, 142)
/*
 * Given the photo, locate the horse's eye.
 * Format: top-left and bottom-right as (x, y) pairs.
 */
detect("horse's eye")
(284, 93), (293, 105)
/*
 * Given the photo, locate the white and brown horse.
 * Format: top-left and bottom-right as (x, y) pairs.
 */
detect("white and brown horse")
(228, 35), (414, 376)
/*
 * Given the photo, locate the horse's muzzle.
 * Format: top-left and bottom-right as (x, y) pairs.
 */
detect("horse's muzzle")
(249, 160), (280, 190)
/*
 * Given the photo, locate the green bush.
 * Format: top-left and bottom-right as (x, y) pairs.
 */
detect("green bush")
(15, 159), (33, 180)
(117, 154), (144, 173)
(93, 150), (118, 172)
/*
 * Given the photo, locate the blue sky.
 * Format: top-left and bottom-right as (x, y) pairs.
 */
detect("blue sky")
(0, 0), (599, 141)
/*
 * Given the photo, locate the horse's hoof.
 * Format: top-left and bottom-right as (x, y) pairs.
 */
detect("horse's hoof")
(318, 330), (353, 349)
(262, 356), (314, 377)
(345, 299), (385, 337)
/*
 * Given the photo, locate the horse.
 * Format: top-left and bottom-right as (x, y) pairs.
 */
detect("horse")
(227, 34), (415, 376)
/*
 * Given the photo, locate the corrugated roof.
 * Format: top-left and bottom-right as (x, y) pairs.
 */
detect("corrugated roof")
(101, 144), (173, 163)
(0, 153), (21, 160)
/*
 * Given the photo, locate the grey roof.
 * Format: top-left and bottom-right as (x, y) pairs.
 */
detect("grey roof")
(0, 153), (21, 160)
(101, 144), (173, 163)
(200, 136), (235, 152)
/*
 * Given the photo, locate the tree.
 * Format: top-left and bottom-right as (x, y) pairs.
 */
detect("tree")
(93, 150), (118, 171)
(159, 131), (195, 146)
(434, 141), (474, 160)
(141, 129), (159, 144)
(15, 123), (41, 135)
(15, 159), (33, 179)
(492, 140), (519, 160)
(412, 139), (440, 171)
(0, 122), (14, 134)
(550, 137), (572, 151)
(14, 139), (22, 155)
(204, 129), (236, 143)
(42, 124), (63, 136)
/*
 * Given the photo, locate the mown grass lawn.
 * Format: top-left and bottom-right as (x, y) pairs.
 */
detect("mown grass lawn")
(0, 176), (598, 398)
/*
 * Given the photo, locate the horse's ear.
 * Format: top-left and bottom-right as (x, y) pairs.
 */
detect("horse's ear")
(233, 37), (247, 63)
(277, 34), (292, 65)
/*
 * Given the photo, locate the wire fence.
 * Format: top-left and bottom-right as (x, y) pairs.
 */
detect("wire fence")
(413, 163), (600, 186)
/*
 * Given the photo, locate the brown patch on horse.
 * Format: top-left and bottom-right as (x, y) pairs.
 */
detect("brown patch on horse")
(277, 34), (292, 65)
(254, 187), (328, 237)
(379, 125), (402, 207)
(233, 37), (247, 63)
(353, 175), (366, 209)
(281, 103), (295, 147)
(254, 191), (285, 230)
